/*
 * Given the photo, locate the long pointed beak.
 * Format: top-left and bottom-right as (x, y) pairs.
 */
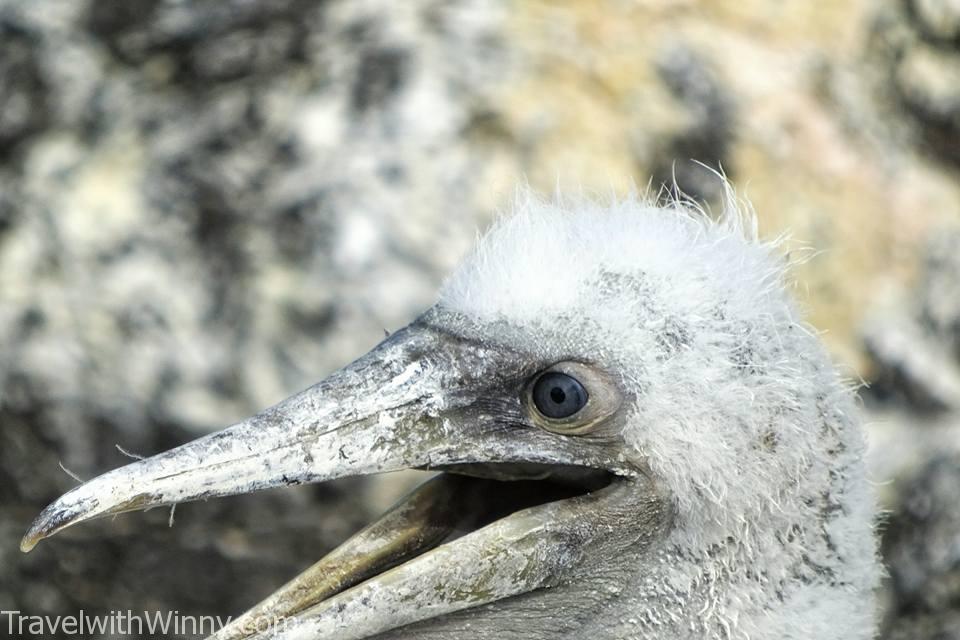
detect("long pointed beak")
(21, 321), (514, 552)
(22, 316), (666, 639)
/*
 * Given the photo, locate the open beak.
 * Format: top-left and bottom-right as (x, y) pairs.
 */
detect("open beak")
(22, 317), (660, 639)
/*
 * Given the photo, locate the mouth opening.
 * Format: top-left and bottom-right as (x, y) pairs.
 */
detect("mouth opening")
(214, 465), (616, 640)
(431, 463), (615, 543)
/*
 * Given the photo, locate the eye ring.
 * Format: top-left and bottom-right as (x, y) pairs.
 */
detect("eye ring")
(525, 362), (623, 435)
(532, 372), (588, 419)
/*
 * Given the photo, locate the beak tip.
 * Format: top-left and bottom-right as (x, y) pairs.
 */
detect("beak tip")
(20, 516), (49, 552)
(20, 533), (39, 553)
(21, 494), (95, 553)
(21, 512), (57, 553)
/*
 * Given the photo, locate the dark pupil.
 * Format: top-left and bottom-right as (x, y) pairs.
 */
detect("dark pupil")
(533, 372), (587, 419)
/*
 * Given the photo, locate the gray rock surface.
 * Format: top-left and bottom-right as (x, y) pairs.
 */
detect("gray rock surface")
(864, 230), (960, 412)
(881, 455), (960, 640)
(1, 1), (959, 639)
(1, 0), (500, 635)
(864, 228), (960, 637)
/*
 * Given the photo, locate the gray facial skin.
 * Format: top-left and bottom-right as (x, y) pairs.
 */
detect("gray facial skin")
(21, 313), (673, 640)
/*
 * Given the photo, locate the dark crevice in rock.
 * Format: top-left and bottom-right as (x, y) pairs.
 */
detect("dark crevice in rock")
(648, 45), (737, 206)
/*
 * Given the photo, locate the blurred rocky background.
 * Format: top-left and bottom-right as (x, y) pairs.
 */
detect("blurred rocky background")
(0, 0), (958, 638)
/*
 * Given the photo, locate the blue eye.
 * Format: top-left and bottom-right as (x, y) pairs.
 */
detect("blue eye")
(532, 372), (588, 419)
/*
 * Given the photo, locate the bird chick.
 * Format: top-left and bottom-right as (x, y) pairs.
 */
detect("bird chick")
(23, 187), (880, 640)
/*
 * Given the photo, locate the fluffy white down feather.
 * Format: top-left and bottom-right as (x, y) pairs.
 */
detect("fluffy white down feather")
(438, 187), (880, 639)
